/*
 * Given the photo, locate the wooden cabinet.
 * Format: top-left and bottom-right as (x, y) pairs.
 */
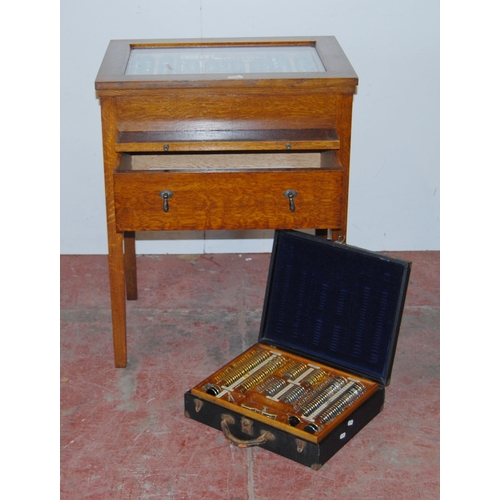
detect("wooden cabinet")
(95, 37), (358, 367)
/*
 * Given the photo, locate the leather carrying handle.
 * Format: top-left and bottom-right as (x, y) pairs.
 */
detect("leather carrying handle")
(221, 415), (274, 448)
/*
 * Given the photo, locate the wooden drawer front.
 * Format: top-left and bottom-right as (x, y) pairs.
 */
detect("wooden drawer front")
(114, 170), (343, 231)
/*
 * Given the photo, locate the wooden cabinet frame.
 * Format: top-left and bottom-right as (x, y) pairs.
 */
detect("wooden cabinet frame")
(95, 37), (357, 367)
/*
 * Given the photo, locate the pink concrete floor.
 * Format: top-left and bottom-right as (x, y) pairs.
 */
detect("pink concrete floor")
(60, 250), (439, 499)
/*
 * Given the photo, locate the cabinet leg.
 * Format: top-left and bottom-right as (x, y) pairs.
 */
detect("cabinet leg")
(108, 232), (127, 368)
(124, 231), (138, 300)
(315, 229), (346, 243)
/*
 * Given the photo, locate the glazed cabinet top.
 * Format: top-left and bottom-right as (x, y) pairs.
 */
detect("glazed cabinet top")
(95, 36), (357, 93)
(95, 37), (357, 154)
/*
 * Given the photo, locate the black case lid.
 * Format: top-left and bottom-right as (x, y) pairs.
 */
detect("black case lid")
(259, 231), (412, 386)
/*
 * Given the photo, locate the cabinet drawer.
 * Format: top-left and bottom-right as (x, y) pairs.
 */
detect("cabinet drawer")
(114, 169), (344, 231)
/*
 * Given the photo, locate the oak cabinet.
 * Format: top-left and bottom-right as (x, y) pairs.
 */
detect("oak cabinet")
(95, 36), (357, 367)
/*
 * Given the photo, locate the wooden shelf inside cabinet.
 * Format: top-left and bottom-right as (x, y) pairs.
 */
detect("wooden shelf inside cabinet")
(95, 36), (358, 367)
(115, 128), (340, 153)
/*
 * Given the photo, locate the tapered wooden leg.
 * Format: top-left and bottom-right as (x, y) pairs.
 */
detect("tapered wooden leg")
(124, 231), (138, 300)
(108, 231), (127, 368)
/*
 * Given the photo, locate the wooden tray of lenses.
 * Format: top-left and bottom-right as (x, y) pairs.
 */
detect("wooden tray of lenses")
(190, 343), (379, 443)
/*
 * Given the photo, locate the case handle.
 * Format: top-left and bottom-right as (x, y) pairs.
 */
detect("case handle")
(220, 415), (274, 448)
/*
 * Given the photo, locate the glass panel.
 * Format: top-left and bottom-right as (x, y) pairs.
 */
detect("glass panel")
(125, 45), (325, 75)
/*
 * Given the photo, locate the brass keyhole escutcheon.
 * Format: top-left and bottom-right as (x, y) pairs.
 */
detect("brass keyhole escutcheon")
(284, 189), (298, 212)
(159, 190), (173, 212)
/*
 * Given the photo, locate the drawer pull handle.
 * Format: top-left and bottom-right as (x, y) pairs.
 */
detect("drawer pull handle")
(283, 189), (298, 212)
(159, 190), (173, 212)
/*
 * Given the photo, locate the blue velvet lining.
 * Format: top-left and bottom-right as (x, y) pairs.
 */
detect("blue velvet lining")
(259, 231), (411, 385)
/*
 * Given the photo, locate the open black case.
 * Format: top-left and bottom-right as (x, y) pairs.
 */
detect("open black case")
(184, 230), (411, 469)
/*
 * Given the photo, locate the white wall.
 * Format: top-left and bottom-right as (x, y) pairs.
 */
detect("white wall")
(60, 0), (439, 254)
